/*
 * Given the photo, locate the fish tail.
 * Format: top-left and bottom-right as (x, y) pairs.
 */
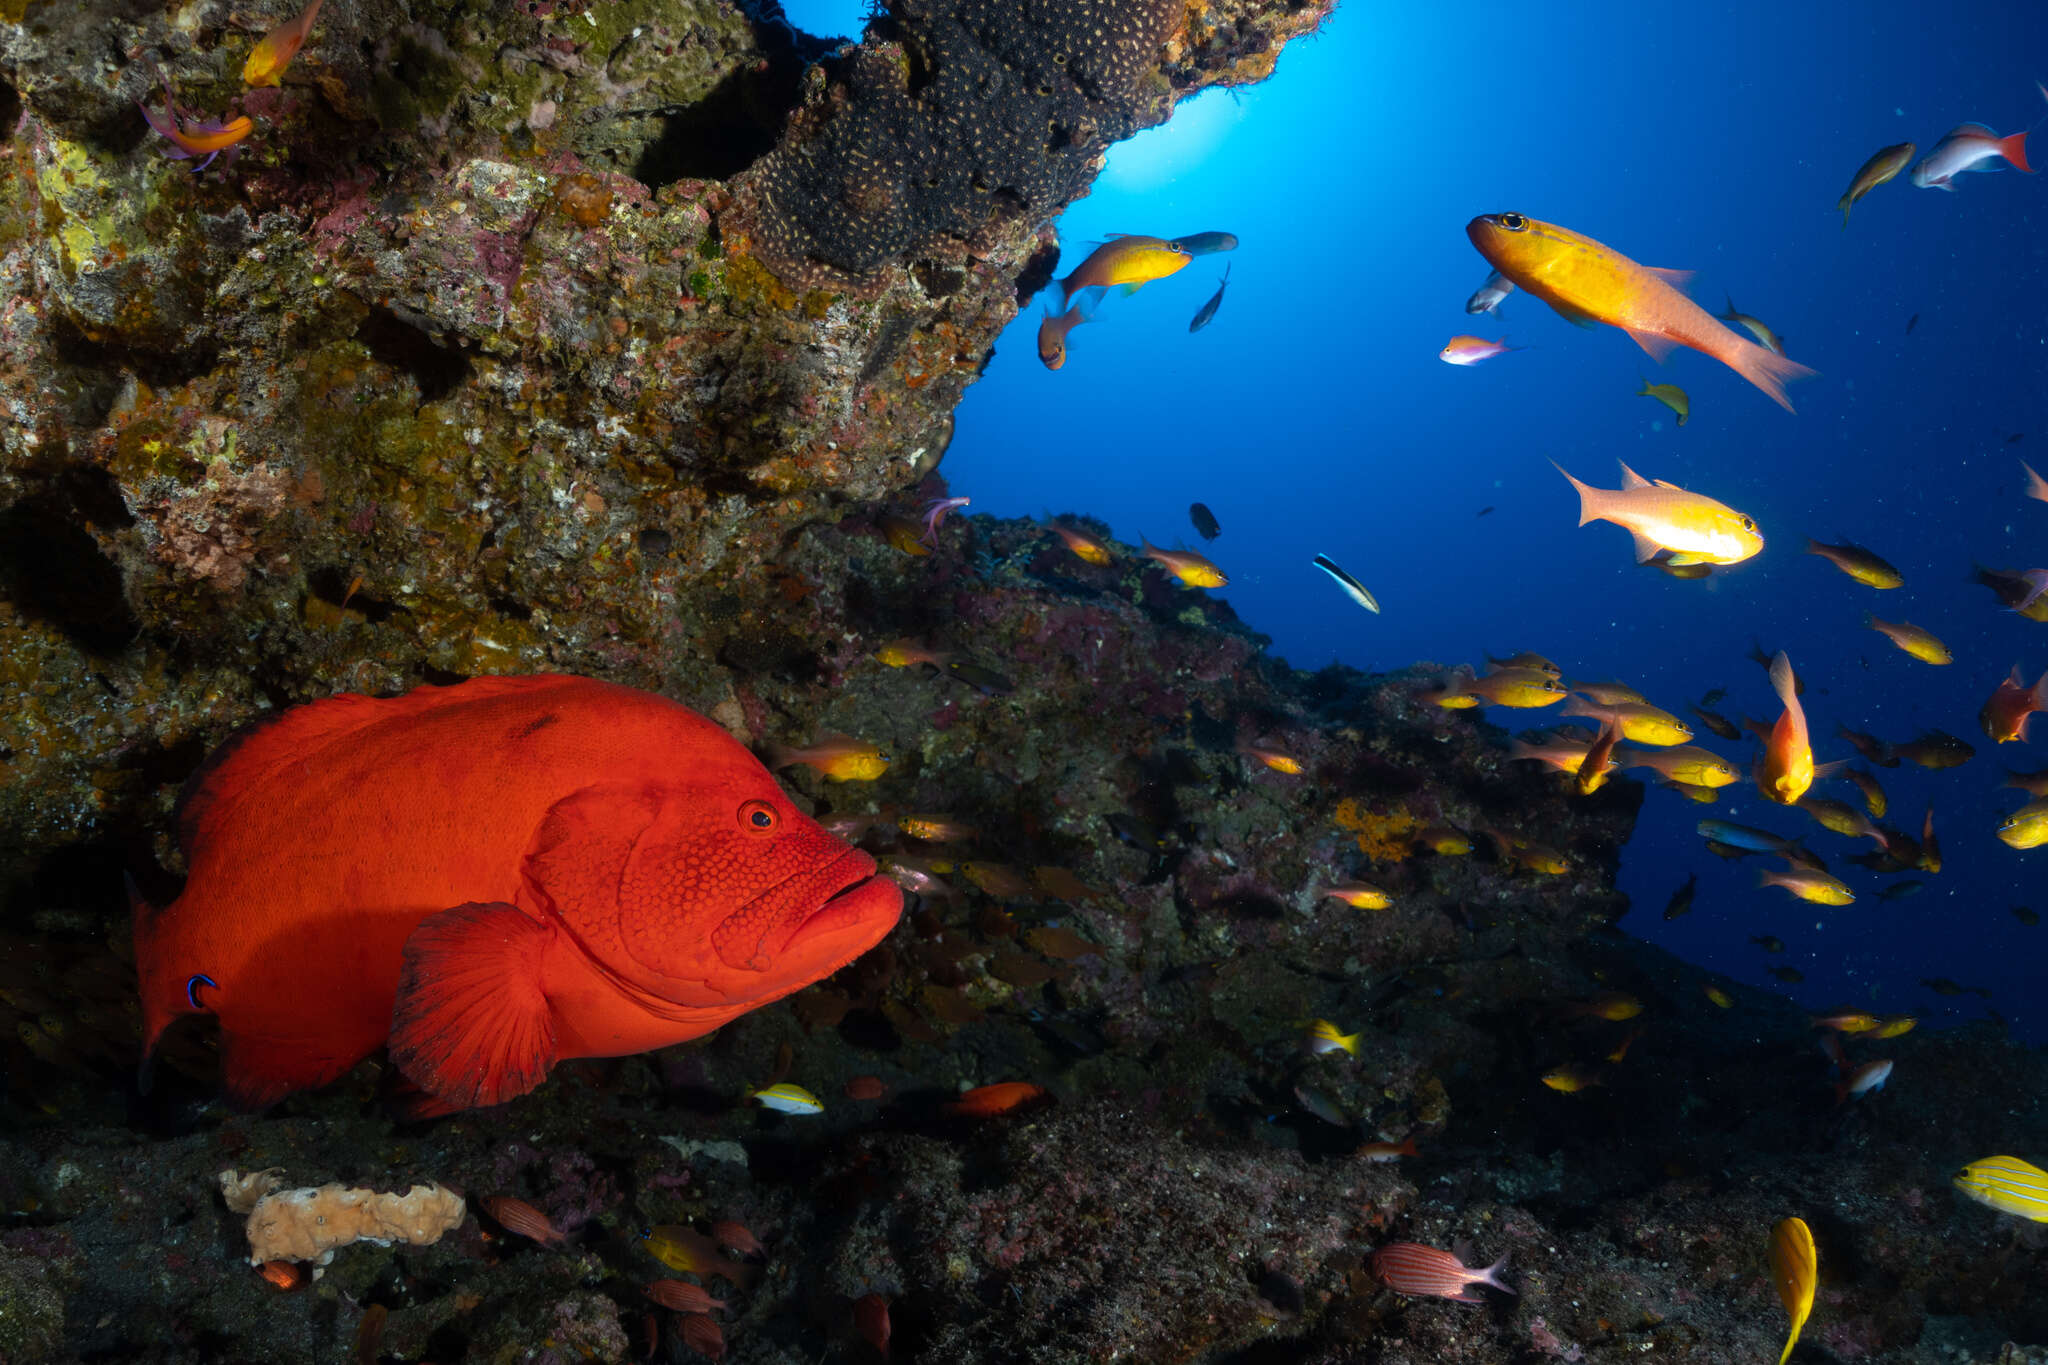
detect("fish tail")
(1999, 129), (2032, 174)
(1723, 336), (1817, 413)
(1480, 1252), (1516, 1295)
(1549, 460), (1602, 526)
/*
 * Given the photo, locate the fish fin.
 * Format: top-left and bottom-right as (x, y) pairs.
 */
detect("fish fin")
(1812, 759), (1850, 783)
(1999, 129), (2032, 173)
(1549, 460), (1603, 526)
(1115, 282), (1142, 298)
(1481, 1252), (1516, 1294)
(1630, 531), (1665, 564)
(389, 901), (559, 1111)
(1769, 651), (1797, 709)
(1547, 300), (1599, 328)
(1624, 328), (1678, 362)
(1616, 460), (1652, 490)
(1643, 267), (1694, 289)
(1726, 338), (1818, 414)
(1446, 1290), (1488, 1304)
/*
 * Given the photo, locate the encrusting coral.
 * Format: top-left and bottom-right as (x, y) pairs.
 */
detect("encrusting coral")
(221, 1168), (467, 1270)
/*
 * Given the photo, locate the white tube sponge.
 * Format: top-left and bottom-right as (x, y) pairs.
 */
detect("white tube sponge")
(220, 1168), (467, 1267)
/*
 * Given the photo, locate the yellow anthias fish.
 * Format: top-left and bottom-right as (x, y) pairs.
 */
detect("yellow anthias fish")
(1542, 1064), (1604, 1093)
(1806, 539), (1902, 589)
(1430, 666), (1570, 709)
(1416, 826), (1472, 856)
(1322, 881), (1394, 910)
(1996, 797), (2048, 849)
(1870, 1015), (1917, 1039)
(1616, 743), (1738, 787)
(1057, 235), (1191, 305)
(1238, 743), (1303, 775)
(1838, 143), (1915, 227)
(1306, 1020), (1361, 1056)
(1563, 699), (1693, 747)
(1553, 460), (1764, 566)
(1140, 538), (1227, 588)
(1953, 1155), (2048, 1222)
(243, 0), (326, 87)
(1866, 614), (1951, 665)
(1467, 213), (1816, 411)
(1703, 985), (1734, 1008)
(1770, 1217), (1817, 1365)
(874, 638), (947, 668)
(1047, 523), (1112, 565)
(1760, 865), (1854, 906)
(769, 734), (891, 782)
(1567, 991), (1642, 1022)
(1637, 377), (1689, 426)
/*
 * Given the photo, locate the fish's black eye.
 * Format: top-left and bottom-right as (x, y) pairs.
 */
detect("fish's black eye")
(1498, 213), (1527, 231)
(739, 800), (778, 833)
(1740, 517), (1756, 531)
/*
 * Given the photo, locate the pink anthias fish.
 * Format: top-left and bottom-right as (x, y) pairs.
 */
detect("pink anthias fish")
(137, 81), (254, 171)
(1439, 335), (1523, 366)
(1369, 1242), (1516, 1303)
(1911, 122), (2032, 189)
(2008, 569), (2048, 613)
(921, 496), (970, 546)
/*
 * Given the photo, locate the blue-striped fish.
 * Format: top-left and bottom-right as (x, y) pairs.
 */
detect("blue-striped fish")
(1953, 1155), (2048, 1222)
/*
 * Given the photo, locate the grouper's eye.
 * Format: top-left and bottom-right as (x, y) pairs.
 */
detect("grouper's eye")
(739, 800), (778, 834)
(1497, 213), (1527, 231)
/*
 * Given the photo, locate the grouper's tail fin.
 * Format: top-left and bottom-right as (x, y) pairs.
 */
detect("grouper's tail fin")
(1728, 339), (1817, 414)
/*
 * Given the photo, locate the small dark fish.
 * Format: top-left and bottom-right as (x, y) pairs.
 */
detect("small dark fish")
(1921, 976), (1967, 996)
(1293, 1082), (1351, 1128)
(1690, 704), (1741, 741)
(2007, 433), (2025, 444)
(1188, 263), (1230, 333)
(1189, 502), (1222, 540)
(946, 659), (1015, 695)
(1173, 230), (1238, 255)
(1767, 966), (1805, 984)
(1700, 688), (1727, 707)
(2012, 905), (2039, 925)
(1662, 871), (1697, 921)
(1477, 505), (1495, 518)
(1906, 313), (1919, 334)
(1107, 812), (1168, 850)
(1750, 935), (1785, 952)
(1875, 880), (1925, 901)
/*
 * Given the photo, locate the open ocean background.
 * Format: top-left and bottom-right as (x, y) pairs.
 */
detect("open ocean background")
(787, 0), (2048, 1038)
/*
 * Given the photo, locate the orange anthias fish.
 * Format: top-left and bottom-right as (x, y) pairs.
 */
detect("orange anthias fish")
(1037, 296), (1095, 371)
(946, 1081), (1048, 1117)
(131, 676), (904, 1112)
(1057, 235), (1190, 305)
(1046, 522), (1112, 565)
(137, 83), (255, 170)
(243, 0), (326, 87)
(1140, 539), (1227, 588)
(1552, 460), (1764, 565)
(1439, 335), (1523, 365)
(1466, 213), (1815, 411)
(1981, 667), (2048, 743)
(1757, 651), (1817, 805)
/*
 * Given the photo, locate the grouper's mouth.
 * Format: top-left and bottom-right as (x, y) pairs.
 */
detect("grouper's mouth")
(734, 848), (902, 971)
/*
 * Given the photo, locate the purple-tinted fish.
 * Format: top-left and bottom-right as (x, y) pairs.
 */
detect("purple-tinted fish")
(1911, 123), (2032, 189)
(921, 496), (970, 546)
(137, 80), (254, 171)
(1439, 335), (1523, 366)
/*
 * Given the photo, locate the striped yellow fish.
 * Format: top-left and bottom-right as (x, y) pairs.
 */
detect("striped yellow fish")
(1769, 1217), (1816, 1365)
(1952, 1155), (2048, 1222)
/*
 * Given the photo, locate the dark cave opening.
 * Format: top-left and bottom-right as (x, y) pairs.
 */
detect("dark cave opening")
(355, 305), (472, 406)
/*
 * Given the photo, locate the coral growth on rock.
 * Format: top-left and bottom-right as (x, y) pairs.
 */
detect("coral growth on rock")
(224, 1168), (466, 1269)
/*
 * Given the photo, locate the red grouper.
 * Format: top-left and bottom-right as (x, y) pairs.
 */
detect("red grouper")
(1466, 213), (1816, 412)
(133, 675), (904, 1114)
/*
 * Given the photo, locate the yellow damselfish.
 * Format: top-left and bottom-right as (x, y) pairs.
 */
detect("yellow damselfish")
(1770, 1217), (1817, 1365)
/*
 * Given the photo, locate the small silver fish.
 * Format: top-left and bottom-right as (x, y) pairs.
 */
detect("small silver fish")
(1465, 268), (1516, 315)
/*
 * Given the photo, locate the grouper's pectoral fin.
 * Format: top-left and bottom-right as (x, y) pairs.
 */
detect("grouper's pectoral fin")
(389, 901), (558, 1112)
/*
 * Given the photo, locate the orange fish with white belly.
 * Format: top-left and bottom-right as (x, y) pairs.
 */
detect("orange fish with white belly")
(1467, 213), (1815, 411)
(1552, 459), (1764, 565)
(1757, 650), (1832, 805)
(132, 676), (904, 1114)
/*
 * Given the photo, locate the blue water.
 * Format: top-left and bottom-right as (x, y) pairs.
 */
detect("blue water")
(786, 2), (2048, 1037)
